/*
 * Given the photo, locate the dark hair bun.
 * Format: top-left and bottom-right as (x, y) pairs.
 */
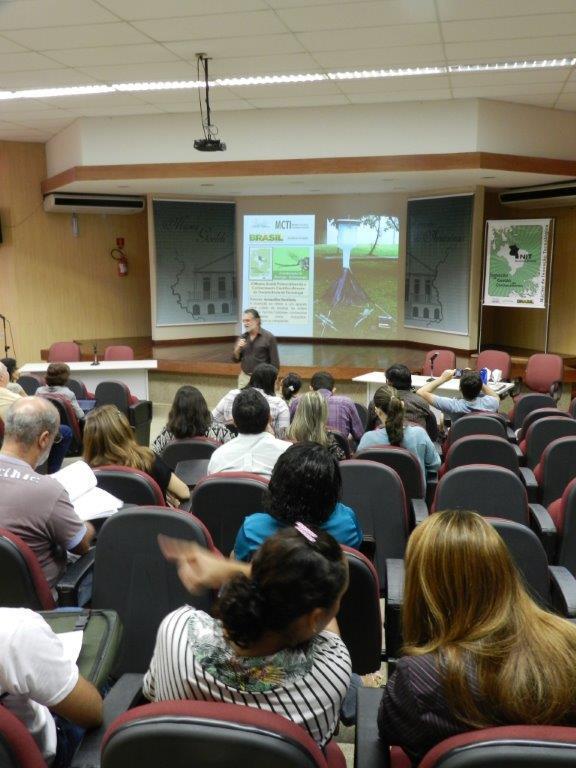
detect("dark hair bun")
(217, 575), (265, 648)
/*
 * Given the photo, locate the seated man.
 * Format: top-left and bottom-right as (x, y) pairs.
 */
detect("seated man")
(207, 388), (290, 477)
(384, 363), (438, 441)
(0, 361), (72, 472)
(0, 397), (94, 587)
(289, 371), (364, 444)
(416, 369), (500, 423)
(0, 607), (102, 766)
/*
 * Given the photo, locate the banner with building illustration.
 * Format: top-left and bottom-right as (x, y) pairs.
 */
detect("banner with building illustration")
(483, 219), (552, 309)
(153, 199), (236, 326)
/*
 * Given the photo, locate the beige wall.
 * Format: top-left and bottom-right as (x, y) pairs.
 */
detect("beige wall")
(482, 192), (576, 354)
(0, 141), (151, 363)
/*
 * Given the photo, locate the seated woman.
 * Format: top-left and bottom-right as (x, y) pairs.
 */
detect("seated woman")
(357, 384), (440, 482)
(152, 385), (233, 455)
(144, 527), (351, 748)
(37, 362), (85, 421)
(0, 357), (26, 395)
(378, 509), (576, 765)
(289, 391), (346, 460)
(212, 363), (290, 438)
(233, 442), (362, 561)
(280, 371), (302, 404)
(82, 405), (190, 505)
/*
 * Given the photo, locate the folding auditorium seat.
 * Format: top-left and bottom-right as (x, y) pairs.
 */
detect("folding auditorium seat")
(517, 406), (573, 444)
(354, 401), (369, 431)
(100, 701), (347, 768)
(520, 416), (576, 470)
(534, 436), (576, 507)
(94, 380), (152, 446)
(355, 688), (576, 768)
(508, 392), (557, 431)
(91, 507), (218, 676)
(432, 465), (556, 558)
(422, 349), (456, 376)
(17, 373), (44, 395)
(476, 348), (512, 380)
(104, 345), (135, 360)
(191, 472), (270, 556)
(444, 412), (519, 455)
(552, 479), (576, 575)
(94, 466), (166, 507)
(0, 528), (93, 609)
(67, 377), (94, 401)
(37, 392), (83, 454)
(328, 429), (351, 458)
(570, 397), (576, 418)
(160, 437), (220, 471)
(47, 341), (81, 362)
(353, 446), (429, 521)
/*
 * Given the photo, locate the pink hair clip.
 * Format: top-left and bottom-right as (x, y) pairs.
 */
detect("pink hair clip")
(295, 521), (317, 543)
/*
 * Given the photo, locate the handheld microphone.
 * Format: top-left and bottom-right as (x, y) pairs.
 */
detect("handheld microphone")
(90, 344), (100, 366)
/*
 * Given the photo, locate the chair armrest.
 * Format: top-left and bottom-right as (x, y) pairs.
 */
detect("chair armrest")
(128, 399), (153, 426)
(513, 444), (525, 463)
(425, 472), (438, 508)
(56, 549), (96, 607)
(385, 559), (405, 608)
(359, 535), (376, 562)
(71, 674), (145, 768)
(510, 377), (522, 399)
(549, 566), (576, 618)
(528, 503), (557, 561)
(410, 499), (428, 527)
(354, 687), (389, 768)
(518, 466), (539, 502)
(506, 426), (518, 444)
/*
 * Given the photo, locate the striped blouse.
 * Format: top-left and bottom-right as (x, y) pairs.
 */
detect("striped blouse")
(143, 605), (351, 748)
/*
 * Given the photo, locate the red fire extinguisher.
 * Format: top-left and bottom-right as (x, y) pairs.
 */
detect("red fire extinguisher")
(111, 238), (128, 277)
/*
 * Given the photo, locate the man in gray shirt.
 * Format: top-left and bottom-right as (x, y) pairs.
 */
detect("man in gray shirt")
(0, 397), (94, 586)
(416, 369), (499, 423)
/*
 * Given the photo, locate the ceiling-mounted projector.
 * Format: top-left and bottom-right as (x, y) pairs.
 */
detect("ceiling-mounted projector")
(194, 54), (226, 153)
(194, 138), (226, 152)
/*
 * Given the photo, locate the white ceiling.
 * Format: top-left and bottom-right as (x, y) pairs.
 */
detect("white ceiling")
(2, 0), (576, 144)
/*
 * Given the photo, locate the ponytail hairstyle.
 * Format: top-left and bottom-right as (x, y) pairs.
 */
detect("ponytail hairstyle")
(216, 527), (348, 649)
(281, 372), (302, 402)
(373, 384), (405, 446)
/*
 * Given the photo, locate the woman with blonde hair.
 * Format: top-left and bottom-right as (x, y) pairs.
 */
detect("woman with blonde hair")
(356, 384), (440, 482)
(378, 509), (576, 764)
(83, 405), (189, 505)
(289, 391), (346, 460)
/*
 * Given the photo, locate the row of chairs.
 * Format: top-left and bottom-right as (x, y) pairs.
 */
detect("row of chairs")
(47, 342), (135, 362)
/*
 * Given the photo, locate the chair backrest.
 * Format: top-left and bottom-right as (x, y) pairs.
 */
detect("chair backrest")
(37, 392), (83, 447)
(555, 479), (576, 576)
(524, 417), (576, 470)
(419, 725), (576, 768)
(511, 393), (557, 430)
(191, 472), (269, 556)
(422, 349), (456, 376)
(570, 398), (576, 419)
(534, 437), (576, 507)
(489, 517), (552, 609)
(433, 465), (530, 526)
(67, 378), (88, 400)
(94, 466), (166, 506)
(17, 374), (44, 395)
(327, 429), (351, 459)
(0, 705), (47, 768)
(442, 435), (519, 475)
(93, 507), (218, 675)
(48, 341), (81, 362)
(525, 353), (564, 394)
(476, 349), (512, 380)
(101, 700), (339, 768)
(339, 460), (409, 590)
(518, 407), (571, 442)
(104, 345), (135, 361)
(447, 413), (507, 446)
(354, 446), (425, 500)
(95, 380), (131, 413)
(354, 401), (369, 430)
(161, 438), (220, 470)
(339, 546), (381, 675)
(0, 528), (56, 610)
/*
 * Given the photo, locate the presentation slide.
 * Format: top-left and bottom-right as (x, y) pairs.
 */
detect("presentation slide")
(242, 214), (399, 339)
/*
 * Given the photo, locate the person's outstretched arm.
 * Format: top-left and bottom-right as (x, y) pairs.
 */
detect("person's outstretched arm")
(416, 369), (455, 404)
(158, 535), (250, 592)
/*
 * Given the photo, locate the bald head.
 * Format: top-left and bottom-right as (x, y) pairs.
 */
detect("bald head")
(4, 396), (60, 449)
(0, 362), (8, 388)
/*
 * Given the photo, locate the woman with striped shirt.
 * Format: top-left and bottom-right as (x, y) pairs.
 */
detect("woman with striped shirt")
(143, 527), (351, 748)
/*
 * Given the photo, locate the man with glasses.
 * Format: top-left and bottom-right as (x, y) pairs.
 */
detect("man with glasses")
(0, 397), (94, 587)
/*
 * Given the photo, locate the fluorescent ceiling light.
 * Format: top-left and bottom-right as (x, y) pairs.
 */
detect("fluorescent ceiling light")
(0, 58), (573, 101)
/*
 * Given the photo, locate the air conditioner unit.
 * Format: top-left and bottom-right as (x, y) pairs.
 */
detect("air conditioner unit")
(499, 181), (576, 209)
(43, 193), (145, 215)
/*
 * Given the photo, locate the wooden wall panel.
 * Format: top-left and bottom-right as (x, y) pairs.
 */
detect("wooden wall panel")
(482, 192), (576, 354)
(0, 142), (151, 363)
